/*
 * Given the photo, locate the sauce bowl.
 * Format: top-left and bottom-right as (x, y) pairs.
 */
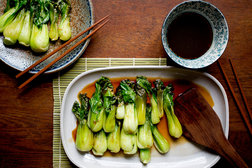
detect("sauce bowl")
(162, 0), (228, 69)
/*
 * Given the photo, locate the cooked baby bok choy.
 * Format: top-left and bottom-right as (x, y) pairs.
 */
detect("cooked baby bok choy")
(72, 93), (93, 152)
(107, 121), (121, 153)
(92, 129), (107, 156)
(88, 82), (104, 132)
(97, 76), (116, 133)
(120, 79), (138, 134)
(120, 127), (137, 154)
(3, 8), (25, 45)
(151, 122), (170, 154)
(135, 78), (147, 125)
(115, 86), (125, 119)
(104, 104), (116, 132)
(58, 0), (71, 41)
(143, 101), (170, 154)
(136, 76), (160, 124)
(163, 84), (182, 138)
(140, 148), (151, 164)
(137, 104), (153, 149)
(153, 79), (165, 118)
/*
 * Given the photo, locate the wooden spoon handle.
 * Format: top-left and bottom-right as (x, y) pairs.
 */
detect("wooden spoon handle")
(217, 138), (248, 168)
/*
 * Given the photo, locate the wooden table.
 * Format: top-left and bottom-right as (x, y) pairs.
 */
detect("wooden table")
(0, 0), (251, 167)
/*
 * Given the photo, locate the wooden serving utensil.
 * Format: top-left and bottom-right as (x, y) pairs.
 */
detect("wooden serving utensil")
(174, 88), (248, 168)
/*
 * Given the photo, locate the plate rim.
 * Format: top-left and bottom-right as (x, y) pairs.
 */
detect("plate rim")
(0, 0), (94, 74)
(60, 66), (229, 168)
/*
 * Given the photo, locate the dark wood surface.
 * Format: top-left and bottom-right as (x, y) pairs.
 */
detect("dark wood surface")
(0, 0), (251, 167)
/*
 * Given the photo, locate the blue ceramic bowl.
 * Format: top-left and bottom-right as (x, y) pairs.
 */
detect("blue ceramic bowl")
(162, 0), (228, 69)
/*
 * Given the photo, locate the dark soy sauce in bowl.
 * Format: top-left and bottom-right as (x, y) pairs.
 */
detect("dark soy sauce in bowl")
(167, 12), (213, 59)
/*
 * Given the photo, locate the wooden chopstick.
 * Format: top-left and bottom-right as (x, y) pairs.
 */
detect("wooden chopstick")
(18, 19), (109, 89)
(16, 14), (110, 79)
(217, 60), (252, 135)
(229, 59), (252, 121)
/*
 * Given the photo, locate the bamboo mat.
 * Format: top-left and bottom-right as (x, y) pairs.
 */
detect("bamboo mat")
(52, 58), (167, 167)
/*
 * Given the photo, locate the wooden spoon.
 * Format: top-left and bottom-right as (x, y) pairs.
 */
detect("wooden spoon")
(174, 88), (248, 168)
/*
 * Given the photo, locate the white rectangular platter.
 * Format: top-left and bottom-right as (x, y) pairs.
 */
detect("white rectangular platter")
(60, 66), (229, 168)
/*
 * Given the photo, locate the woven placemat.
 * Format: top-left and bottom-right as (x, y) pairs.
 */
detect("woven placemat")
(53, 58), (167, 167)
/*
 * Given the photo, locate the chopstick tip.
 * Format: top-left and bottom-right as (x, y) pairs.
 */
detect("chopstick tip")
(18, 83), (25, 89)
(16, 73), (21, 79)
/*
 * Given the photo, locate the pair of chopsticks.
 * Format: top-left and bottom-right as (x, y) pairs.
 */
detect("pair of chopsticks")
(16, 15), (110, 89)
(218, 59), (252, 135)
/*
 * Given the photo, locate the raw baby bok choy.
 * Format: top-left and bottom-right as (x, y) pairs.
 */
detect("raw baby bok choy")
(3, 8), (25, 45)
(49, 0), (59, 41)
(0, 0), (27, 33)
(72, 93), (93, 152)
(18, 8), (32, 47)
(30, 0), (50, 53)
(1, 0), (72, 51)
(58, 0), (71, 41)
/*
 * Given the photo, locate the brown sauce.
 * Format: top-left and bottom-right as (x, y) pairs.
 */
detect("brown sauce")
(72, 121), (78, 143)
(167, 12), (213, 59)
(72, 77), (214, 155)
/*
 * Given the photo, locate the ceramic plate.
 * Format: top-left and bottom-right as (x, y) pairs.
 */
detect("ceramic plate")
(0, 0), (93, 74)
(61, 66), (229, 168)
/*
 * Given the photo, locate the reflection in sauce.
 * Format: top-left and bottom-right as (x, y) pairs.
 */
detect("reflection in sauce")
(167, 12), (213, 59)
(72, 77), (214, 155)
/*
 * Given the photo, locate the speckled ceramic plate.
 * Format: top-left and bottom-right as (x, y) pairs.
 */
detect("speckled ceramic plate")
(162, 0), (229, 69)
(0, 0), (93, 74)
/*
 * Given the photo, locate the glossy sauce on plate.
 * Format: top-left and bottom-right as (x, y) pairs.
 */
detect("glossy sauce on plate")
(72, 77), (214, 156)
(167, 12), (213, 59)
